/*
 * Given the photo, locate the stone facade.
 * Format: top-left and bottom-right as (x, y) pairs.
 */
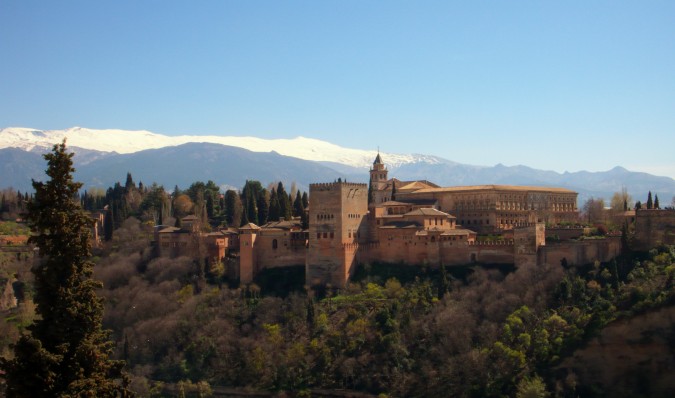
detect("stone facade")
(397, 185), (578, 233)
(239, 220), (308, 284)
(633, 209), (675, 251)
(155, 216), (231, 262)
(159, 154), (639, 288)
(305, 182), (369, 287)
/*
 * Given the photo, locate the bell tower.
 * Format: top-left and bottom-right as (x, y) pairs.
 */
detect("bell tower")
(369, 152), (388, 191)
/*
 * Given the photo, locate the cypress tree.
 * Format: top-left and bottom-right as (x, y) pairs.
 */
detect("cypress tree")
(293, 191), (304, 217)
(268, 189), (281, 221)
(158, 201), (164, 226)
(224, 190), (242, 227)
(124, 172), (135, 192)
(0, 141), (128, 397)
(654, 194), (660, 209)
(390, 181), (397, 201)
(647, 191), (653, 209)
(206, 193), (215, 220)
(276, 182), (290, 220)
(287, 192), (293, 219)
(302, 191), (309, 210)
(104, 206), (114, 241)
(257, 189), (269, 225)
(245, 190), (258, 225)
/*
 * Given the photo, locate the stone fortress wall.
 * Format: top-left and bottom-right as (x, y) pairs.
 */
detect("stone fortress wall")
(154, 154), (656, 288)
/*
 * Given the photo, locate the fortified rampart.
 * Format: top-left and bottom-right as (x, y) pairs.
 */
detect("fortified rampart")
(538, 237), (621, 267)
(633, 209), (675, 251)
(166, 154), (671, 287)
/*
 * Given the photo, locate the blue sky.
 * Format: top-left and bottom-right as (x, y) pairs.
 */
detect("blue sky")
(2, 1), (674, 177)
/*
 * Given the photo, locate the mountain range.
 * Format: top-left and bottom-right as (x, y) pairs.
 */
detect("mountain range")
(1, 127), (674, 205)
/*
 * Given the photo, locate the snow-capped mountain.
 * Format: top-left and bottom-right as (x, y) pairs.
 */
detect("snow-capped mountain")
(0, 126), (438, 170)
(2, 126), (674, 204)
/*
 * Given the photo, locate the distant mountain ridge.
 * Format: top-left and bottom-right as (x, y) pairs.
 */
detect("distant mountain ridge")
(1, 127), (674, 204)
(0, 126), (426, 169)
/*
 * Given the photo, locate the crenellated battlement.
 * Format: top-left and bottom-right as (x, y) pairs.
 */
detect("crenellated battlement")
(310, 182), (368, 191)
(512, 222), (539, 229)
(468, 240), (514, 246)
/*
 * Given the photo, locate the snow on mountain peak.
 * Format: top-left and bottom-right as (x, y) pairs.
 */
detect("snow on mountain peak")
(0, 126), (435, 169)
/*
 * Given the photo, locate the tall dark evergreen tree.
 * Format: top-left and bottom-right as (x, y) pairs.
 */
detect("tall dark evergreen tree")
(647, 191), (653, 209)
(206, 192), (215, 220)
(277, 182), (292, 220)
(224, 190), (242, 227)
(293, 191), (304, 218)
(103, 206), (114, 242)
(124, 172), (135, 191)
(390, 181), (397, 201)
(257, 189), (269, 225)
(0, 141), (128, 397)
(288, 192), (293, 218)
(245, 190), (258, 225)
(654, 194), (660, 209)
(268, 189), (281, 221)
(302, 191), (309, 210)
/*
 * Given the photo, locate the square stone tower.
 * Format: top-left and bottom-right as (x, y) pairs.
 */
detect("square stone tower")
(306, 182), (369, 288)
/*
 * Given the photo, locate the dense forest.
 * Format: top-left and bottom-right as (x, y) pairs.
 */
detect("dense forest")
(88, 222), (675, 397)
(82, 173), (309, 236)
(2, 171), (675, 397)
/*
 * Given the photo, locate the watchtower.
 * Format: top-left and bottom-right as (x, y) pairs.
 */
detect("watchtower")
(306, 181), (368, 288)
(370, 153), (388, 191)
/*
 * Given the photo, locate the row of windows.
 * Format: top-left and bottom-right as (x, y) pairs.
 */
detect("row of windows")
(316, 232), (335, 239)
(317, 213), (334, 220)
(460, 219), (490, 225)
(347, 213), (363, 219)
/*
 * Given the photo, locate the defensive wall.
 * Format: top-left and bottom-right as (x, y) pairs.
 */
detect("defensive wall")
(538, 237), (621, 267)
(633, 209), (675, 251)
(239, 229), (308, 284)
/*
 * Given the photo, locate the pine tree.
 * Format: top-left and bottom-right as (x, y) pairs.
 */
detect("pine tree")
(647, 191), (653, 209)
(0, 141), (128, 397)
